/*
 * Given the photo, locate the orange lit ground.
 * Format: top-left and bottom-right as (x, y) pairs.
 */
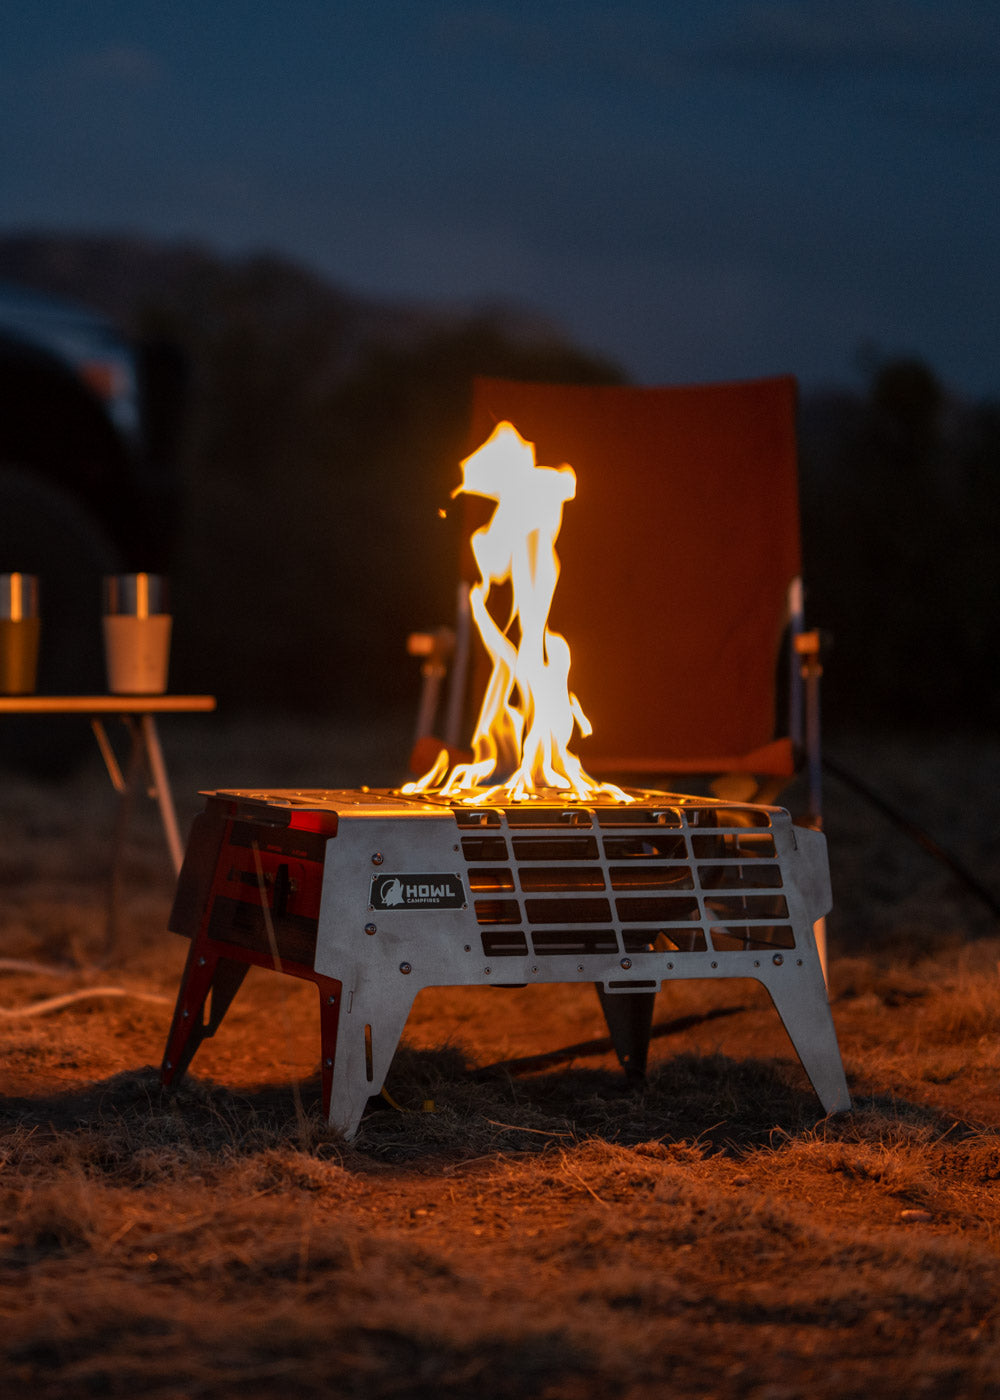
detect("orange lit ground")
(2, 716), (999, 1399)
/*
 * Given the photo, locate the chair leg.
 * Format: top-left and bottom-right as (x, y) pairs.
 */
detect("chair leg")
(595, 985), (657, 1082)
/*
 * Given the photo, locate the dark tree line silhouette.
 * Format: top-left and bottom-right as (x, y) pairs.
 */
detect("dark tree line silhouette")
(2, 235), (996, 730)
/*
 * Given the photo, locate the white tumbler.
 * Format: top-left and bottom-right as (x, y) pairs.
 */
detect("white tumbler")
(103, 573), (172, 694)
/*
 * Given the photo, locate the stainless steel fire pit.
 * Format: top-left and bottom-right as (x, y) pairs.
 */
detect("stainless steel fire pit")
(161, 786), (850, 1137)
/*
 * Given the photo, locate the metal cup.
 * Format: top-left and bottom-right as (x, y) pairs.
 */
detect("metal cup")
(102, 573), (172, 694)
(0, 573), (41, 694)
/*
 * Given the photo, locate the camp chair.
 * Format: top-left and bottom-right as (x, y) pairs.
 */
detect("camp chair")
(410, 373), (824, 872)
(403, 372), (837, 1093)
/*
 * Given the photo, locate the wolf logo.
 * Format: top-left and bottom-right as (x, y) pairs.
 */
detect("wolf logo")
(379, 878), (405, 907)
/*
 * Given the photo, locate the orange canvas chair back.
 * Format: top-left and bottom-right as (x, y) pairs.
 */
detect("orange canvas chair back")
(462, 375), (802, 780)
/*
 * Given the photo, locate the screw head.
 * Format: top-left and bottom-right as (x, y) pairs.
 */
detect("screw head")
(620, 957), (632, 970)
(371, 852), (384, 865)
(773, 953), (784, 966)
(364, 922), (377, 935)
(399, 961), (412, 974)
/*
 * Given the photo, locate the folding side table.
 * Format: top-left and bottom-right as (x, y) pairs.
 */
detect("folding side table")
(0, 694), (216, 957)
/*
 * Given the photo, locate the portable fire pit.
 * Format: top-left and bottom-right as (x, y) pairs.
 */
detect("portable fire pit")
(163, 417), (850, 1135)
(161, 783), (849, 1138)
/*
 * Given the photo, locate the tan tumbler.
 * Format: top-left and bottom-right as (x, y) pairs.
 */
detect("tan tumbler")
(0, 573), (40, 694)
(103, 573), (172, 694)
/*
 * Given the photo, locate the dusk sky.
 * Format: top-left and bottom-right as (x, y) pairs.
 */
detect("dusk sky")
(3, 1), (997, 397)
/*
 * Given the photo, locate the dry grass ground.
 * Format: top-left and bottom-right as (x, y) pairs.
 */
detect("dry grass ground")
(2, 715), (999, 1399)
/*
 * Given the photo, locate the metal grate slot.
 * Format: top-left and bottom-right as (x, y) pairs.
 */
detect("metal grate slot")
(616, 894), (701, 922)
(705, 894), (789, 920)
(461, 836), (509, 861)
(511, 835), (598, 861)
(453, 809), (502, 828)
(609, 865), (695, 891)
(518, 866), (606, 892)
(597, 806), (683, 827)
(474, 898), (522, 924)
(699, 863), (782, 890)
(530, 928), (619, 956)
(691, 833), (777, 859)
(622, 927), (708, 953)
(525, 896), (613, 924)
(603, 833), (688, 859)
(505, 807), (593, 828)
(686, 806), (772, 829)
(709, 925), (796, 953)
(481, 929), (528, 956)
(467, 866), (515, 891)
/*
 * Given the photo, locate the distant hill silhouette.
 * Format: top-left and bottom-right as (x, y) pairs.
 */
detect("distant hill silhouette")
(0, 231), (623, 716)
(0, 231), (595, 394)
(2, 231), (996, 729)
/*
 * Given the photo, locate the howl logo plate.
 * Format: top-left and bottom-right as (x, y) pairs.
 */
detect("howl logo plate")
(370, 873), (466, 910)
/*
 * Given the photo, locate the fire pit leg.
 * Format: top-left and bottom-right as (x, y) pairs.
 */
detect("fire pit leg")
(161, 945), (249, 1088)
(595, 985), (657, 1081)
(763, 972), (851, 1115)
(323, 973), (419, 1140)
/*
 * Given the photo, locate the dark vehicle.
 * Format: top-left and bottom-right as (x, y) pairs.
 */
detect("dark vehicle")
(0, 280), (184, 768)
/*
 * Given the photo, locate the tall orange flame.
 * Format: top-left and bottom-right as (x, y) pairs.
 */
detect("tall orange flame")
(404, 421), (630, 804)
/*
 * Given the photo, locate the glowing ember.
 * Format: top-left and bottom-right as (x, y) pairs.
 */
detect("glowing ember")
(404, 421), (630, 804)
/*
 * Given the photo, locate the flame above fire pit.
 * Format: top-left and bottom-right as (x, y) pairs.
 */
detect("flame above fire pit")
(404, 421), (630, 805)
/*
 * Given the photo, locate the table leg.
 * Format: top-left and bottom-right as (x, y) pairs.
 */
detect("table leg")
(103, 720), (145, 963)
(91, 718), (125, 792)
(140, 713), (184, 875)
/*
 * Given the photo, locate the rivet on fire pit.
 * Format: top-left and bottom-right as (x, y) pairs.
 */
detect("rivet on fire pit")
(371, 852), (384, 865)
(327, 995), (337, 1004)
(399, 962), (412, 975)
(620, 957), (632, 970)
(365, 922), (377, 935)
(773, 953), (784, 966)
